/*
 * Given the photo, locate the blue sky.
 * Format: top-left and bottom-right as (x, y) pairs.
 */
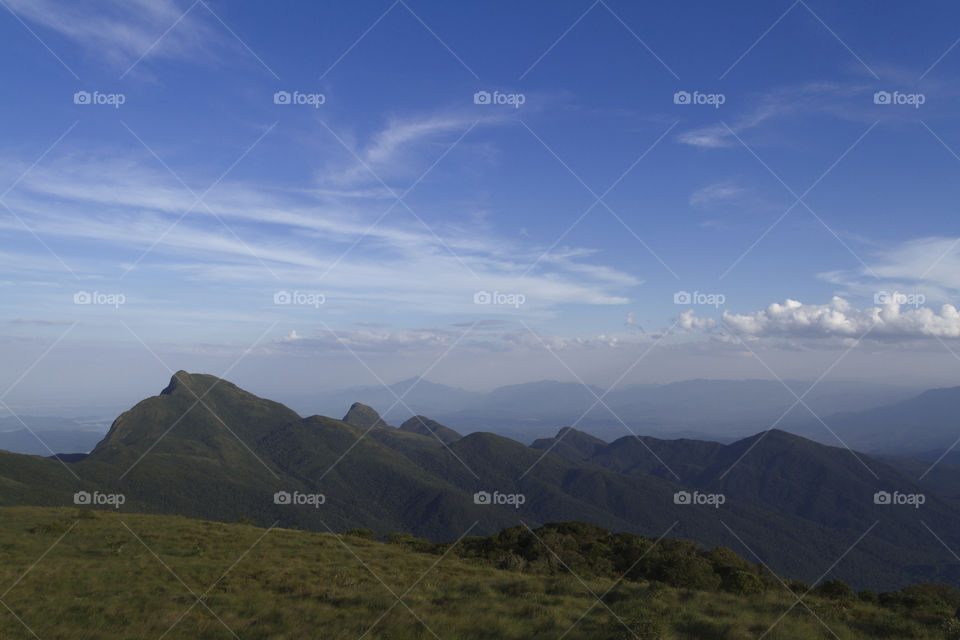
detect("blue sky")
(4, 0), (960, 412)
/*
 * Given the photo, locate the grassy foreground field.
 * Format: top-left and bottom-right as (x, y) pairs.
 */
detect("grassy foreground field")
(0, 507), (956, 639)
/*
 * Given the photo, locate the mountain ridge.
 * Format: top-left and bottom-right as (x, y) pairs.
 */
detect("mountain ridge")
(1, 371), (958, 591)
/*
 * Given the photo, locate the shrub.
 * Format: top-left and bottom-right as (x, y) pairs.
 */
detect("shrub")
(655, 555), (722, 591)
(386, 532), (433, 552)
(814, 579), (855, 600)
(943, 618), (960, 640)
(858, 589), (879, 604)
(722, 570), (764, 596)
(344, 528), (376, 541)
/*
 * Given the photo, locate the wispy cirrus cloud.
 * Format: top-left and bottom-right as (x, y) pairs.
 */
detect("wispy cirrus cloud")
(4, 0), (223, 69)
(0, 113), (636, 315)
(820, 236), (960, 302)
(677, 81), (874, 148)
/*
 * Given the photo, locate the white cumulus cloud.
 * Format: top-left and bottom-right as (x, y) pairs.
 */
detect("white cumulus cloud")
(680, 296), (960, 341)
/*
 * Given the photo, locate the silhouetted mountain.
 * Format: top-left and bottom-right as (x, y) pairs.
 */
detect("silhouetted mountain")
(283, 378), (917, 444)
(2, 372), (959, 591)
(531, 426), (607, 461)
(282, 379), (482, 424)
(342, 402), (389, 429)
(399, 416), (461, 444)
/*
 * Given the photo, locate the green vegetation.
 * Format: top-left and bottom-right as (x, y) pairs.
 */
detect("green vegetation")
(3, 372), (959, 594)
(1, 507), (958, 639)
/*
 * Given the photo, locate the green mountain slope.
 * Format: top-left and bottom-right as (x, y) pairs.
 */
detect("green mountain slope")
(2, 372), (960, 592)
(1, 507), (958, 640)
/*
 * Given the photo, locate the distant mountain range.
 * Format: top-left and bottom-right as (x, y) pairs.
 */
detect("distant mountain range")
(794, 385), (960, 456)
(281, 378), (920, 443)
(1, 371), (959, 591)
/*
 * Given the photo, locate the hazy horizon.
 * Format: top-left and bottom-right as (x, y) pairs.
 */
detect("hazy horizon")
(5, 2), (960, 418)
